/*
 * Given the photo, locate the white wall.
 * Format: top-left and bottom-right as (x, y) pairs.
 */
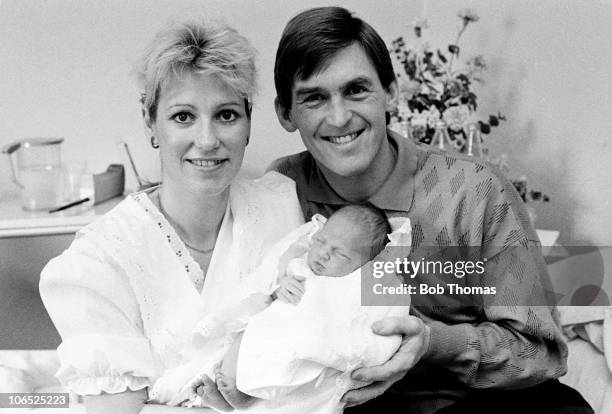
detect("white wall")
(420, 0), (612, 244)
(1, 0), (610, 244)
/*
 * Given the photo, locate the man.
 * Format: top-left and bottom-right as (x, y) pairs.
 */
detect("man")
(269, 6), (592, 413)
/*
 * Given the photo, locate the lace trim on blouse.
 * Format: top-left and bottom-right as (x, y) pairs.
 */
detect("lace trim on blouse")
(131, 190), (205, 293)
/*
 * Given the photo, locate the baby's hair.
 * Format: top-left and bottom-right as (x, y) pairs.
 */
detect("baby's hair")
(332, 203), (391, 259)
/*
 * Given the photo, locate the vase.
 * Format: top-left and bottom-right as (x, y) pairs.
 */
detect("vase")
(465, 123), (484, 157)
(394, 121), (414, 140)
(526, 205), (537, 226)
(431, 120), (454, 151)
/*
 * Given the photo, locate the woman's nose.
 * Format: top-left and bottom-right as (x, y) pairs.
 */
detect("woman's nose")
(325, 96), (351, 128)
(194, 120), (220, 150)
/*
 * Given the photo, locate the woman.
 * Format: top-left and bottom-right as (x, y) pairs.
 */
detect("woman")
(39, 20), (303, 413)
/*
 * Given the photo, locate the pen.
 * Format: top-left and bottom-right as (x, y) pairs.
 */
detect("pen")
(49, 197), (91, 213)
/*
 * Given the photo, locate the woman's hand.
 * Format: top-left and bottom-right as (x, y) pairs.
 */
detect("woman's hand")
(341, 316), (431, 408)
(273, 274), (306, 305)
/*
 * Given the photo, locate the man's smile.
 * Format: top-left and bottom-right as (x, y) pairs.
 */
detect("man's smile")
(321, 128), (365, 145)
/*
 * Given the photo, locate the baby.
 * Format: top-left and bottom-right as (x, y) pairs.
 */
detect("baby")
(192, 204), (392, 410)
(276, 203), (391, 302)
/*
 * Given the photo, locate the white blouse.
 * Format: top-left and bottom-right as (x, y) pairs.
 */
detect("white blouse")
(39, 172), (303, 397)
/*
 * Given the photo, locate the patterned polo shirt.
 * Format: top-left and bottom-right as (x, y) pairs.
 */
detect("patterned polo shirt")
(269, 130), (567, 410)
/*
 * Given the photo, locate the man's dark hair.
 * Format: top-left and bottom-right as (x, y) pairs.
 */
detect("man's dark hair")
(333, 203), (391, 259)
(274, 6), (396, 112)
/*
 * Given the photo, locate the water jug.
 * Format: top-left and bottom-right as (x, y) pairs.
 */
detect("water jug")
(2, 137), (65, 210)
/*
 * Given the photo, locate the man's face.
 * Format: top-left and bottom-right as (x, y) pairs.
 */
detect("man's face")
(279, 43), (397, 178)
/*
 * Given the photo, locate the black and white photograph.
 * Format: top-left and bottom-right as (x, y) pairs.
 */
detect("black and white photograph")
(0, 0), (611, 413)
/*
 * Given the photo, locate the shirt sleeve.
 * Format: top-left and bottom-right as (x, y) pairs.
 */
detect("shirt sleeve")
(421, 173), (568, 389)
(39, 235), (160, 395)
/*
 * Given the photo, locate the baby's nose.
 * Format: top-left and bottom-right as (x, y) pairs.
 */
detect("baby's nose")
(319, 249), (331, 261)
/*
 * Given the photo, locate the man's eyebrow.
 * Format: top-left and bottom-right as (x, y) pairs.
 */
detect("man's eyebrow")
(295, 86), (324, 98)
(343, 77), (374, 88)
(294, 76), (375, 98)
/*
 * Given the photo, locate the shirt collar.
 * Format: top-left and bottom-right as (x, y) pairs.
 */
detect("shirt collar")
(305, 129), (418, 213)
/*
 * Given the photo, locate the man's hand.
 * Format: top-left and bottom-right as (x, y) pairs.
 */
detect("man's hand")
(273, 274), (306, 305)
(341, 316), (431, 408)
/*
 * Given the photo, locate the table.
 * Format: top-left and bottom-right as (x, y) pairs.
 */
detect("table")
(0, 195), (123, 349)
(0, 196), (122, 238)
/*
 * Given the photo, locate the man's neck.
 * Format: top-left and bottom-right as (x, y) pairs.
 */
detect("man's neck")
(319, 136), (396, 203)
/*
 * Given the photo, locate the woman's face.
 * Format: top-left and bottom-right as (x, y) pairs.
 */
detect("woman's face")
(147, 71), (250, 196)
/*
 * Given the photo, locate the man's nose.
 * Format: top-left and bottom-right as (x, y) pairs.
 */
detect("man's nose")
(194, 120), (220, 150)
(325, 96), (351, 128)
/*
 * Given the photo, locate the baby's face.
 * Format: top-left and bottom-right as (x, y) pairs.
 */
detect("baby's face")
(306, 214), (369, 277)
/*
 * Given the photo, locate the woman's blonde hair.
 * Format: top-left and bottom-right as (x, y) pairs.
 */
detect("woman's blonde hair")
(137, 19), (257, 120)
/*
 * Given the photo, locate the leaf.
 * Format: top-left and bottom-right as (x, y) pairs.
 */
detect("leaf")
(467, 92), (478, 111)
(448, 44), (460, 55)
(406, 61), (417, 78)
(479, 121), (491, 134)
(437, 49), (448, 63)
(489, 115), (499, 127)
(530, 191), (542, 201)
(456, 73), (470, 84)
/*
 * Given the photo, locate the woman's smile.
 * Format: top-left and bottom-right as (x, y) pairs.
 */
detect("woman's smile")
(185, 157), (229, 170)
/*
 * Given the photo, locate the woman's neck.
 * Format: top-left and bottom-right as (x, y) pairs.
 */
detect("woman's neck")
(158, 182), (229, 250)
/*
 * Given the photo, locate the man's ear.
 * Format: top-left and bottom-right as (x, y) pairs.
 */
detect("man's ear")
(274, 97), (297, 133)
(384, 80), (399, 114)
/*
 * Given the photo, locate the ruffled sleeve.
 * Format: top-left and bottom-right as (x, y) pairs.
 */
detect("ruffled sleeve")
(40, 235), (161, 395)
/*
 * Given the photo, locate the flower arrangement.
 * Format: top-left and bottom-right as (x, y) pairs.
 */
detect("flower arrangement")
(390, 9), (549, 208)
(390, 9), (504, 149)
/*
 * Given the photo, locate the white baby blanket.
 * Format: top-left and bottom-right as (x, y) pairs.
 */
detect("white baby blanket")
(179, 215), (412, 413)
(237, 257), (410, 413)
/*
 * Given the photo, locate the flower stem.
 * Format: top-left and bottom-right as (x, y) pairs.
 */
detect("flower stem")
(448, 22), (468, 72)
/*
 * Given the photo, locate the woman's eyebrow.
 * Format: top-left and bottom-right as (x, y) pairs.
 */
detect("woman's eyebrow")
(166, 103), (196, 110)
(217, 101), (243, 108)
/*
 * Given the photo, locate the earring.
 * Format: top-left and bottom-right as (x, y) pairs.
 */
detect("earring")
(246, 135), (250, 146)
(150, 136), (159, 149)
